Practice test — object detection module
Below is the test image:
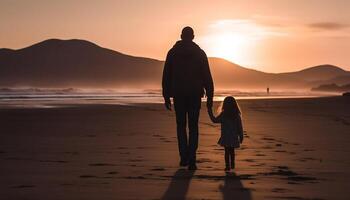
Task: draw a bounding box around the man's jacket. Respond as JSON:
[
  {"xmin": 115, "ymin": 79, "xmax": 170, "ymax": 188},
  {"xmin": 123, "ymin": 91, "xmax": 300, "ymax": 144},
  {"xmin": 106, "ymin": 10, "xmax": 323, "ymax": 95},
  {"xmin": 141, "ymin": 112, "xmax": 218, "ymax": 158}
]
[{"xmin": 162, "ymin": 40, "xmax": 214, "ymax": 99}]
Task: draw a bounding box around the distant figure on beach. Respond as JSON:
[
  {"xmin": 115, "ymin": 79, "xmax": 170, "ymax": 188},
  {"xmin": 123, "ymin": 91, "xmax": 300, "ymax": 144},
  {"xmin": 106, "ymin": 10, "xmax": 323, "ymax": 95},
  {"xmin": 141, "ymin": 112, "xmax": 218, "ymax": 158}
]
[
  {"xmin": 162, "ymin": 26, "xmax": 214, "ymax": 170},
  {"xmin": 208, "ymin": 96, "xmax": 244, "ymax": 171},
  {"xmin": 267, "ymin": 87, "xmax": 270, "ymax": 94}
]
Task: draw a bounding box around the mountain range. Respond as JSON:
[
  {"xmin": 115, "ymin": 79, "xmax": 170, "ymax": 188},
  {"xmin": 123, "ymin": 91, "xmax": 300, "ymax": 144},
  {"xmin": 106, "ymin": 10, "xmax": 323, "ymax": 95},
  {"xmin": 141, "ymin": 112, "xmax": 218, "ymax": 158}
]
[{"xmin": 1, "ymin": 39, "xmax": 349, "ymax": 90}]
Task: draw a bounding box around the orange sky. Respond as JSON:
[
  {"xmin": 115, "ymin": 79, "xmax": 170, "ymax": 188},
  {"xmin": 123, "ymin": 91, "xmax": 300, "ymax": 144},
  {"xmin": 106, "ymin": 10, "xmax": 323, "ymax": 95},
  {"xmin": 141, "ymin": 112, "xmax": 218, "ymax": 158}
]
[{"xmin": 1, "ymin": 0, "xmax": 349, "ymax": 72}]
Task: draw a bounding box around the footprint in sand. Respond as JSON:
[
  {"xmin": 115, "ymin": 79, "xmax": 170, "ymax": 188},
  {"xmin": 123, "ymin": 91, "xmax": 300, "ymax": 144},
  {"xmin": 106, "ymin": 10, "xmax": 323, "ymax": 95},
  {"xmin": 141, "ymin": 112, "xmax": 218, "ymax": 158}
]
[
  {"xmin": 260, "ymin": 166, "xmax": 318, "ymax": 184},
  {"xmin": 39, "ymin": 160, "xmax": 68, "ymax": 163},
  {"xmin": 197, "ymin": 158, "xmax": 218, "ymax": 164},
  {"xmin": 136, "ymin": 146, "xmax": 151, "ymax": 149},
  {"xmin": 152, "ymin": 134, "xmax": 162, "ymax": 138},
  {"xmin": 106, "ymin": 171, "xmax": 119, "ymax": 175},
  {"xmin": 85, "ymin": 134, "xmax": 96, "ymax": 137},
  {"xmin": 89, "ymin": 163, "xmax": 117, "ymax": 166},
  {"xmin": 11, "ymin": 185, "xmax": 35, "ymax": 189},
  {"xmin": 261, "ymin": 146, "xmax": 274, "ymax": 149},
  {"xmin": 79, "ymin": 175, "xmax": 97, "ymax": 178},
  {"xmin": 250, "ymin": 163, "xmax": 266, "ymax": 167},
  {"xmin": 271, "ymin": 187, "xmax": 291, "ymax": 193},
  {"xmin": 62, "ymin": 151, "xmax": 79, "ymax": 155},
  {"xmin": 274, "ymin": 150, "xmax": 287, "ymax": 153},
  {"xmin": 60, "ymin": 183, "xmax": 74, "ymax": 186},
  {"xmin": 303, "ymin": 149, "xmax": 315, "ymax": 152},
  {"xmin": 151, "ymin": 167, "xmax": 166, "ymax": 171},
  {"xmin": 116, "ymin": 147, "xmax": 128, "ymax": 150},
  {"xmin": 296, "ymin": 157, "xmax": 318, "ymax": 162},
  {"xmin": 332, "ymin": 116, "xmax": 350, "ymax": 126},
  {"xmin": 128, "ymin": 159, "xmax": 144, "ymax": 162},
  {"xmin": 79, "ymin": 174, "xmax": 115, "ymax": 179},
  {"xmin": 124, "ymin": 176, "xmax": 146, "ymax": 180},
  {"xmin": 255, "ymin": 153, "xmax": 266, "ymax": 157},
  {"xmin": 159, "ymin": 137, "xmax": 173, "ymax": 143},
  {"xmin": 287, "ymin": 176, "xmax": 318, "ymax": 183},
  {"xmin": 261, "ymin": 137, "xmax": 276, "ymax": 141},
  {"xmin": 242, "ymin": 159, "xmax": 256, "ymax": 163}
]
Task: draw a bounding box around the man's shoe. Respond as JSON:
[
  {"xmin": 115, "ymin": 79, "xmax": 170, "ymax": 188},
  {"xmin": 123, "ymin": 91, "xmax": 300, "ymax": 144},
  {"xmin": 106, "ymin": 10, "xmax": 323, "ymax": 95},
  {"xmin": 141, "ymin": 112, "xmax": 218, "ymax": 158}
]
[
  {"xmin": 188, "ymin": 164, "xmax": 197, "ymax": 171},
  {"xmin": 180, "ymin": 159, "xmax": 188, "ymax": 167}
]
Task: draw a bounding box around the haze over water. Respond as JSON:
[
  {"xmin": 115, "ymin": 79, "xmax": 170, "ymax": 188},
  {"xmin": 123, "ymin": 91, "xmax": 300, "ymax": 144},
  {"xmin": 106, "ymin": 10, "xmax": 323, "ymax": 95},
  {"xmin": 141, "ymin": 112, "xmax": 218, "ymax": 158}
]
[{"xmin": 0, "ymin": 88, "xmax": 336, "ymax": 108}]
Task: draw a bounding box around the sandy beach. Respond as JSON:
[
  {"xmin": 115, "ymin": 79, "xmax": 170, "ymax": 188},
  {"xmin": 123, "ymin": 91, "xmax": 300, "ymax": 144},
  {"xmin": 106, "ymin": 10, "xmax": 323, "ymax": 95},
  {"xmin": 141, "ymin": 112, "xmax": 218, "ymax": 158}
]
[{"xmin": 1, "ymin": 96, "xmax": 350, "ymax": 200}]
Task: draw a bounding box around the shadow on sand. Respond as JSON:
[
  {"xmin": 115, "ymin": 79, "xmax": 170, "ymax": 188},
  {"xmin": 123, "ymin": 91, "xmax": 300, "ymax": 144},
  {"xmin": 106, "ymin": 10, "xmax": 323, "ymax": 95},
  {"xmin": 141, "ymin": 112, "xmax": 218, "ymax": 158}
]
[
  {"xmin": 161, "ymin": 169, "xmax": 194, "ymax": 200},
  {"xmin": 161, "ymin": 170, "xmax": 252, "ymax": 200},
  {"xmin": 220, "ymin": 172, "xmax": 252, "ymax": 200}
]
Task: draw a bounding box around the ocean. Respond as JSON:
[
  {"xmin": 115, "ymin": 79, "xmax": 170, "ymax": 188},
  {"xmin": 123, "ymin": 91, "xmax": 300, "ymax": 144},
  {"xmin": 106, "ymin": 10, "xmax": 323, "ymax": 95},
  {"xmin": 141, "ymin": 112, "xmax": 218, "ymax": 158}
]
[{"xmin": 0, "ymin": 88, "xmax": 337, "ymax": 108}]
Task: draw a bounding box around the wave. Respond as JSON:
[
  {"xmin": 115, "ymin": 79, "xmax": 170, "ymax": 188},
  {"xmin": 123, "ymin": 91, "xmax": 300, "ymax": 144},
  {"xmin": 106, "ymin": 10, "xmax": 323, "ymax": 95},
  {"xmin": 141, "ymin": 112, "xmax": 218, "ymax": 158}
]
[{"xmin": 0, "ymin": 87, "xmax": 335, "ymax": 104}]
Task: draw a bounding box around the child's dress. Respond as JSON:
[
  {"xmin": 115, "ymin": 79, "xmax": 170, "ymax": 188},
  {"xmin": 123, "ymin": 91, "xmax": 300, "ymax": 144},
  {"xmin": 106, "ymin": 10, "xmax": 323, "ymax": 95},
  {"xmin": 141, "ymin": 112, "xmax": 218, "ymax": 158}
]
[{"xmin": 216, "ymin": 114, "xmax": 243, "ymax": 148}]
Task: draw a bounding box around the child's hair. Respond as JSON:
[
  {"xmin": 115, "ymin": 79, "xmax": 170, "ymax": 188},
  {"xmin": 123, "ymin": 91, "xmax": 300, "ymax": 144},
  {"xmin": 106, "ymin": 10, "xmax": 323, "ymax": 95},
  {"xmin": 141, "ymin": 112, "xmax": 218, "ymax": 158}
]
[{"xmin": 218, "ymin": 96, "xmax": 241, "ymax": 119}]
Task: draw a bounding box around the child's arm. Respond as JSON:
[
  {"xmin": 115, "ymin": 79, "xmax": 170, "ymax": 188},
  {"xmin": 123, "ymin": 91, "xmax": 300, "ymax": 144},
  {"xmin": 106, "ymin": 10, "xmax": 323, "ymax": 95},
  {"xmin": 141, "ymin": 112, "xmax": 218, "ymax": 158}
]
[
  {"xmin": 237, "ymin": 115, "xmax": 244, "ymax": 143},
  {"xmin": 207, "ymin": 108, "xmax": 221, "ymax": 123}
]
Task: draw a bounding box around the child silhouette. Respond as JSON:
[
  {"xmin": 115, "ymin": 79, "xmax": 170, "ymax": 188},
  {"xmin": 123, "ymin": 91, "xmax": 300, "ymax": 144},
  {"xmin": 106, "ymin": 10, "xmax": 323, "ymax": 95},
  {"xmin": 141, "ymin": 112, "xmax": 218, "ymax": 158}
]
[{"xmin": 208, "ymin": 96, "xmax": 244, "ymax": 171}]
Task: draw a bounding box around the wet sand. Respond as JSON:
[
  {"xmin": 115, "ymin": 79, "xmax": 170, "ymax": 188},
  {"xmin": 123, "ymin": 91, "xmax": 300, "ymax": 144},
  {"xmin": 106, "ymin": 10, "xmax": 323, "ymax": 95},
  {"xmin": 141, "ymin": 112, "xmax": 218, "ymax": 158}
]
[{"xmin": 0, "ymin": 97, "xmax": 349, "ymax": 200}]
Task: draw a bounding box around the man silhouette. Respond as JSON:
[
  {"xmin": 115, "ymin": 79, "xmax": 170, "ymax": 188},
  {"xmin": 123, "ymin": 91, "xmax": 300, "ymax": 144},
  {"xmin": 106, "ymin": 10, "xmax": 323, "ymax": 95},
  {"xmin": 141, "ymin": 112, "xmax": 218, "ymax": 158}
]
[{"xmin": 162, "ymin": 26, "xmax": 214, "ymax": 170}]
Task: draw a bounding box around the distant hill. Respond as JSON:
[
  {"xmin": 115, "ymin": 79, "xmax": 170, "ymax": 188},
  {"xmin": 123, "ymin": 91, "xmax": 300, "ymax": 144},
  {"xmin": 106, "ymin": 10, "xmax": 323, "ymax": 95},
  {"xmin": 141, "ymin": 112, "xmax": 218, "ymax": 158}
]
[
  {"xmin": 1, "ymin": 39, "xmax": 349, "ymax": 89},
  {"xmin": 311, "ymin": 83, "xmax": 350, "ymax": 92},
  {"xmin": 0, "ymin": 39, "xmax": 163, "ymax": 88},
  {"xmin": 280, "ymin": 65, "xmax": 348, "ymax": 81},
  {"xmin": 309, "ymin": 74, "xmax": 350, "ymax": 86}
]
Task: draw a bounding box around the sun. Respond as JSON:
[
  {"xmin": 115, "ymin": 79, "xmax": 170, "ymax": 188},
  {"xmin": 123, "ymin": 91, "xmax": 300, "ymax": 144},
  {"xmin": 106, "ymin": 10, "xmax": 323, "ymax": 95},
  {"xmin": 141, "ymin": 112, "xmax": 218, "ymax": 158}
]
[
  {"xmin": 198, "ymin": 19, "xmax": 267, "ymax": 67},
  {"xmin": 206, "ymin": 32, "xmax": 252, "ymax": 65}
]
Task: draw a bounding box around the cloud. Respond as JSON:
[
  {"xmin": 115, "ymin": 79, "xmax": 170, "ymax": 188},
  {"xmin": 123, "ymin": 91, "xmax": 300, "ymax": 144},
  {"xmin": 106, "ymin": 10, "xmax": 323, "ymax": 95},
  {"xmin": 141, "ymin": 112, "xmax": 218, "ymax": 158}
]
[
  {"xmin": 308, "ymin": 22, "xmax": 349, "ymax": 30},
  {"xmin": 207, "ymin": 19, "xmax": 289, "ymax": 38},
  {"xmin": 251, "ymin": 14, "xmax": 291, "ymax": 28}
]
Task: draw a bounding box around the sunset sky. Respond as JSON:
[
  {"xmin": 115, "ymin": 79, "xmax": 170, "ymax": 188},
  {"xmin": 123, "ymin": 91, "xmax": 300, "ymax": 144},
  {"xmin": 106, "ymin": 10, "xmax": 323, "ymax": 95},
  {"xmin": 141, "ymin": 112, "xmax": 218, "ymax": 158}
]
[{"xmin": 1, "ymin": 0, "xmax": 349, "ymax": 72}]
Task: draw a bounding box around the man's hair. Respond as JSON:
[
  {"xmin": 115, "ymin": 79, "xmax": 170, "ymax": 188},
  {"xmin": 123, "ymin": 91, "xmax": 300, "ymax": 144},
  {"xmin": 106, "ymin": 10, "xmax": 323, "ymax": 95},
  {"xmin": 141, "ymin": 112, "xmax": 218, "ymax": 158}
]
[{"xmin": 181, "ymin": 26, "xmax": 194, "ymax": 41}]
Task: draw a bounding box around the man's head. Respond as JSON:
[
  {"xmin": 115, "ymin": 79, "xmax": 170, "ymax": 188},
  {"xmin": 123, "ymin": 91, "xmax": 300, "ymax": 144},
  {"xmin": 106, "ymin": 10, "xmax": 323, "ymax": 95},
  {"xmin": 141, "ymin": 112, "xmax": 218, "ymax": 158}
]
[{"xmin": 181, "ymin": 26, "xmax": 194, "ymax": 41}]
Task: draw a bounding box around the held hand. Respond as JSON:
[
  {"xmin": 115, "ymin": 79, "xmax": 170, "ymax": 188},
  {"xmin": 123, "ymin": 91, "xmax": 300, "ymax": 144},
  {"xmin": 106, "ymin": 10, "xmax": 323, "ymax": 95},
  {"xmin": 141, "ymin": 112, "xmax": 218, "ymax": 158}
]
[
  {"xmin": 207, "ymin": 108, "xmax": 211, "ymax": 118},
  {"xmin": 164, "ymin": 97, "xmax": 172, "ymax": 111},
  {"xmin": 206, "ymin": 97, "xmax": 213, "ymax": 109},
  {"xmin": 207, "ymin": 105, "xmax": 216, "ymax": 122},
  {"xmin": 207, "ymin": 107, "xmax": 212, "ymax": 113},
  {"xmin": 207, "ymin": 106, "xmax": 213, "ymax": 115}
]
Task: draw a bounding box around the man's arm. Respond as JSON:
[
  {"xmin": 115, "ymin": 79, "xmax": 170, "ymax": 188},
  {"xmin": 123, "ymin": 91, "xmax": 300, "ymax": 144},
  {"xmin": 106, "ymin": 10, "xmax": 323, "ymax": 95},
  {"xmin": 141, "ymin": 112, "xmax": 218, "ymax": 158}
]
[
  {"xmin": 201, "ymin": 51, "xmax": 214, "ymax": 108},
  {"xmin": 207, "ymin": 108, "xmax": 222, "ymax": 124},
  {"xmin": 162, "ymin": 51, "xmax": 172, "ymax": 110},
  {"xmin": 237, "ymin": 115, "xmax": 244, "ymax": 143}
]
